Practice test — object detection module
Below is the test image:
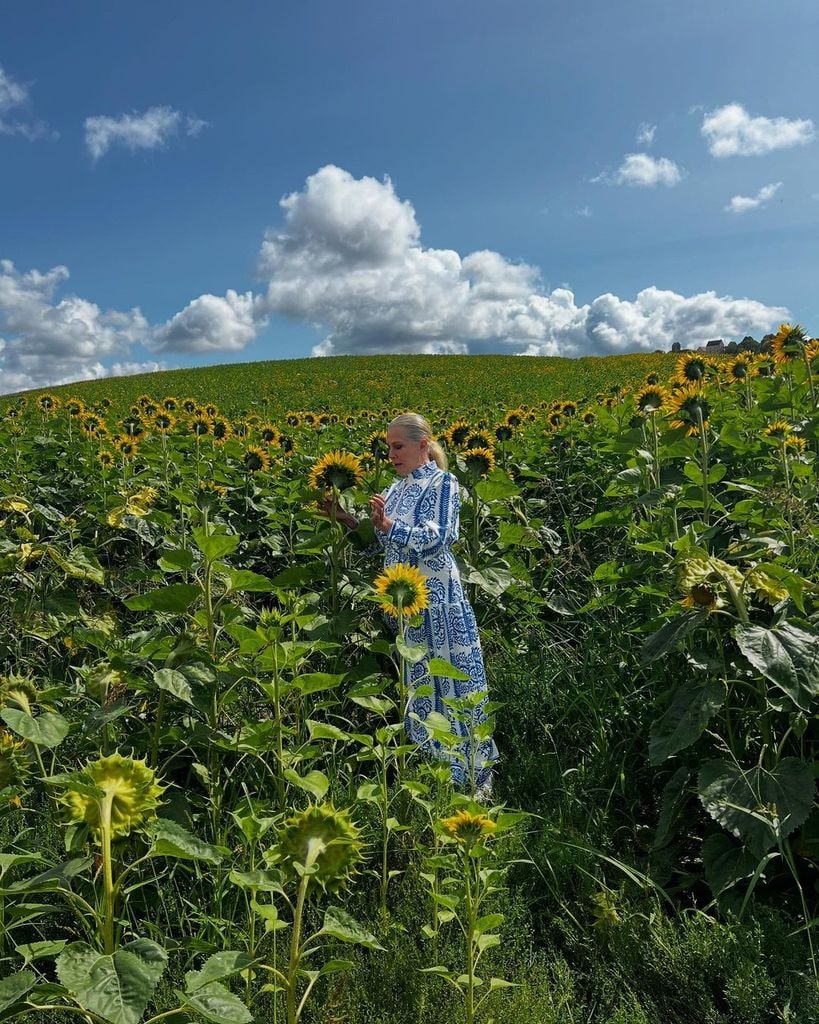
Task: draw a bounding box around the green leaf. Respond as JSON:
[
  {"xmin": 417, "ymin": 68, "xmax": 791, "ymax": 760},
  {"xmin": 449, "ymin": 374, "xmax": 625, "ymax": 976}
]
[
  {"xmin": 149, "ymin": 819, "xmax": 226, "ymax": 864},
  {"xmin": 474, "ymin": 475, "xmax": 520, "ymax": 501},
  {"xmin": 319, "ymin": 959, "xmax": 356, "ymax": 977},
  {"xmin": 427, "ymin": 657, "xmax": 470, "ymax": 681},
  {"xmin": 489, "ymin": 977, "xmax": 518, "ymax": 991},
  {"xmin": 1, "ymin": 856, "xmax": 92, "ymax": 895},
  {"xmin": 1, "ymin": 708, "xmax": 69, "ymax": 748},
  {"xmin": 640, "ymin": 611, "xmax": 704, "ymax": 665},
  {"xmin": 652, "ymin": 766, "xmax": 691, "ymax": 851},
  {"xmin": 193, "ymin": 528, "xmax": 241, "ymax": 562},
  {"xmin": 157, "ymin": 547, "xmax": 195, "ymax": 572},
  {"xmin": 648, "ymin": 679, "xmax": 724, "ymax": 765},
  {"xmin": 396, "ymin": 635, "xmax": 428, "ymax": 664},
  {"xmin": 701, "ymin": 833, "xmax": 760, "ymax": 898},
  {"xmin": 319, "ymin": 906, "xmax": 385, "ymax": 950},
  {"xmin": 0, "ymin": 971, "xmax": 36, "ymax": 1012},
  {"xmin": 698, "ymin": 757, "xmax": 816, "ymax": 858},
  {"xmin": 474, "ymin": 913, "xmax": 504, "ymax": 934},
  {"xmin": 185, "ymin": 951, "xmax": 254, "ymax": 993},
  {"xmin": 735, "ymin": 623, "xmax": 819, "ymax": 711},
  {"xmin": 224, "ymin": 569, "xmax": 275, "ymax": 592},
  {"xmin": 307, "ymin": 720, "xmax": 350, "ymax": 742},
  {"xmin": 283, "ymin": 768, "xmax": 329, "ymax": 800},
  {"xmin": 179, "ymin": 980, "xmax": 252, "ymax": 1024},
  {"xmin": 153, "ymin": 668, "xmax": 195, "ymax": 706},
  {"xmin": 577, "ymin": 508, "xmax": 633, "ymax": 530},
  {"xmin": 47, "ymin": 545, "xmax": 105, "ymax": 585},
  {"xmin": 125, "ymin": 583, "xmax": 201, "ymax": 614},
  {"xmin": 15, "ymin": 939, "xmax": 68, "ymax": 963},
  {"xmin": 291, "ymin": 672, "xmax": 345, "ymax": 695},
  {"xmin": 464, "ymin": 564, "xmax": 514, "ymax": 597},
  {"xmin": 56, "ymin": 938, "xmax": 167, "ymax": 1024}
]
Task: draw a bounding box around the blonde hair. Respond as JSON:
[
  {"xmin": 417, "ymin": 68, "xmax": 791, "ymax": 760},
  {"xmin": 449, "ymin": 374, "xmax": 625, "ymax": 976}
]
[{"xmin": 388, "ymin": 413, "xmax": 448, "ymax": 470}]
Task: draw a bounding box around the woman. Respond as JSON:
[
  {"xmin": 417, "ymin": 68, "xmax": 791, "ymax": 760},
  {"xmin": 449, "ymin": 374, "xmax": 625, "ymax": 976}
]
[{"xmin": 367, "ymin": 413, "xmax": 498, "ymax": 794}]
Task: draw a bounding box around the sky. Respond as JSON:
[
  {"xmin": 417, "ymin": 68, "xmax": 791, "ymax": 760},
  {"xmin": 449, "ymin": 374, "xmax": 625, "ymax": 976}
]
[{"xmin": 1, "ymin": 0, "xmax": 818, "ymax": 393}]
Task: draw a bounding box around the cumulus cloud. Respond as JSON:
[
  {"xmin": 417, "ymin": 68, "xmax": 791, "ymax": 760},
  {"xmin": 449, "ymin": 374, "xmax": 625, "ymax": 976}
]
[
  {"xmin": 0, "ymin": 64, "xmax": 54, "ymax": 141},
  {"xmin": 725, "ymin": 181, "xmax": 782, "ymax": 214},
  {"xmin": 702, "ymin": 103, "xmax": 815, "ymax": 157},
  {"xmin": 255, "ymin": 164, "xmax": 785, "ymax": 357},
  {"xmin": 84, "ymin": 105, "xmax": 207, "ymax": 160},
  {"xmin": 151, "ymin": 290, "xmax": 265, "ymax": 353},
  {"xmin": 0, "ymin": 260, "xmax": 150, "ymax": 393},
  {"xmin": 636, "ymin": 122, "xmax": 656, "ymax": 146},
  {"xmin": 596, "ymin": 153, "xmax": 684, "ymax": 187}
]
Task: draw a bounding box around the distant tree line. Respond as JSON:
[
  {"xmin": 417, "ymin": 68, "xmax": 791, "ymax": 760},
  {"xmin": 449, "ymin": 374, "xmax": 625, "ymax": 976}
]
[{"xmin": 666, "ymin": 334, "xmax": 773, "ymax": 355}]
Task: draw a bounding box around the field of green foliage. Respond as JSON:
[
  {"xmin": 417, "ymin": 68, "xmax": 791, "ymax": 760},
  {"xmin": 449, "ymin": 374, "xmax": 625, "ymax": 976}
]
[{"xmin": 0, "ymin": 330, "xmax": 817, "ymax": 1024}]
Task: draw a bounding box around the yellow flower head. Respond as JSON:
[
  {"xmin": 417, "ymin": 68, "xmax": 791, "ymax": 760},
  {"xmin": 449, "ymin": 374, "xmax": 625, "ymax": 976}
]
[
  {"xmin": 726, "ymin": 354, "xmax": 754, "ymax": 382},
  {"xmin": 151, "ymin": 412, "xmax": 175, "ymax": 434},
  {"xmin": 465, "ymin": 429, "xmax": 493, "ymax": 450},
  {"xmin": 444, "ymin": 420, "xmax": 473, "ymax": 447},
  {"xmin": 440, "ymin": 809, "xmax": 497, "ymax": 846},
  {"xmin": 37, "ymin": 394, "xmax": 60, "ymax": 415},
  {"xmin": 211, "ymin": 418, "xmax": 232, "ymax": 445},
  {"xmin": 675, "ymin": 354, "xmax": 712, "ymax": 385},
  {"xmin": 679, "ymin": 556, "xmax": 743, "ymax": 613},
  {"xmin": 59, "ymin": 753, "xmax": 165, "ymax": 838},
  {"xmin": 763, "ymin": 420, "xmax": 794, "ymax": 442},
  {"xmin": 771, "ymin": 323, "xmax": 807, "ymax": 365},
  {"xmin": 744, "ymin": 568, "xmax": 789, "ymax": 606},
  {"xmin": 462, "ymin": 447, "xmax": 496, "ymax": 478},
  {"xmin": 374, "ymin": 564, "xmax": 429, "ymax": 618},
  {"xmin": 669, "ymin": 385, "xmax": 712, "ymax": 435},
  {"xmin": 258, "ymin": 422, "xmax": 281, "ymax": 446},
  {"xmin": 503, "ymin": 408, "xmax": 526, "ymax": 428},
  {"xmin": 243, "ymin": 445, "xmax": 271, "ymax": 474},
  {"xmin": 366, "ymin": 431, "xmax": 390, "ymax": 460},
  {"xmin": 309, "ymin": 450, "xmax": 364, "ymax": 492},
  {"xmin": 635, "ymin": 385, "xmax": 670, "ymax": 415}
]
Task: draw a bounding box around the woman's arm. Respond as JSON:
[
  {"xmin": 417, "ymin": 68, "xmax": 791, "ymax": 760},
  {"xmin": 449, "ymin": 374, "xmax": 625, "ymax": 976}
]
[{"xmin": 385, "ymin": 474, "xmax": 459, "ymax": 556}]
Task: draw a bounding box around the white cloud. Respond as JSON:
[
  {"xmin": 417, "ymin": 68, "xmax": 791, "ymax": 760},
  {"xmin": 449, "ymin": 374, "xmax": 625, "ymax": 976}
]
[
  {"xmin": 0, "ymin": 64, "xmax": 54, "ymax": 141},
  {"xmin": 702, "ymin": 103, "xmax": 815, "ymax": 157},
  {"xmin": 636, "ymin": 122, "xmax": 656, "ymax": 146},
  {"xmin": 609, "ymin": 153, "xmax": 683, "ymax": 187},
  {"xmin": 84, "ymin": 105, "xmax": 207, "ymax": 160},
  {"xmin": 576, "ymin": 206, "xmax": 592, "ymax": 218},
  {"xmin": 254, "ymin": 164, "xmax": 785, "ymax": 357},
  {"xmin": 151, "ymin": 290, "xmax": 264, "ymax": 353},
  {"xmin": 0, "ymin": 260, "xmax": 150, "ymax": 393},
  {"xmin": 725, "ymin": 181, "xmax": 782, "ymax": 214}
]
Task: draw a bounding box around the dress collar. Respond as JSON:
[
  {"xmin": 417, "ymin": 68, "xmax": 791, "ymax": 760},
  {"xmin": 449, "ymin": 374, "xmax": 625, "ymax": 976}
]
[{"xmin": 410, "ymin": 460, "xmax": 438, "ymax": 480}]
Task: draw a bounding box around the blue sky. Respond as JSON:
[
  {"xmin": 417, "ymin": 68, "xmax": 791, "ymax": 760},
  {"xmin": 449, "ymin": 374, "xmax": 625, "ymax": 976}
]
[{"xmin": 2, "ymin": 0, "xmax": 817, "ymax": 391}]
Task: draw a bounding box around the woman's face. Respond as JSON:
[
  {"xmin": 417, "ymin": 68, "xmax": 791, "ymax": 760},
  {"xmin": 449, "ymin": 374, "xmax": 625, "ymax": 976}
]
[{"xmin": 386, "ymin": 426, "xmax": 428, "ymax": 477}]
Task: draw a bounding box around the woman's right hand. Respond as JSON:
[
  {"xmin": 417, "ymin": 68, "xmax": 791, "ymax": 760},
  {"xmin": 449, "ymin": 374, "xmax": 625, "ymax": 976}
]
[{"xmin": 370, "ymin": 494, "xmax": 392, "ymax": 533}]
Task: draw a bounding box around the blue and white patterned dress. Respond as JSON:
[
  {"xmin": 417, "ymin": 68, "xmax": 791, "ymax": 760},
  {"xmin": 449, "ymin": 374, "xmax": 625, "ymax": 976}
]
[{"xmin": 376, "ymin": 459, "xmax": 498, "ymax": 787}]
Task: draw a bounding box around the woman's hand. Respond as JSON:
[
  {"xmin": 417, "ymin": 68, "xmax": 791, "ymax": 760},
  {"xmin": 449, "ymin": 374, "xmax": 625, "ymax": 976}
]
[{"xmin": 370, "ymin": 494, "xmax": 393, "ymax": 533}]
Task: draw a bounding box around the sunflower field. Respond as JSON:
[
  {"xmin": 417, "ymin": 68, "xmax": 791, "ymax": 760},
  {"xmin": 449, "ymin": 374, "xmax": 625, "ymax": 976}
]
[{"xmin": 0, "ymin": 329, "xmax": 818, "ymax": 1023}]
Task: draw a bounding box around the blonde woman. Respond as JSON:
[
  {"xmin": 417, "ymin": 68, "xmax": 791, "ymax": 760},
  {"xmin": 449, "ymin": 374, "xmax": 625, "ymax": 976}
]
[{"xmin": 369, "ymin": 413, "xmax": 498, "ymax": 796}]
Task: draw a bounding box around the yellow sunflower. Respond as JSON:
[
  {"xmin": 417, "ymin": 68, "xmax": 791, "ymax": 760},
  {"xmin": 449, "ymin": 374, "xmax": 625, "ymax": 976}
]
[
  {"xmin": 181, "ymin": 397, "xmax": 198, "ymax": 414},
  {"xmin": 503, "ymin": 408, "xmax": 525, "ymax": 428},
  {"xmin": 309, "ymin": 450, "xmax": 365, "ymax": 491},
  {"xmin": 189, "ymin": 417, "xmax": 211, "ymax": 438},
  {"xmin": 771, "ymin": 323, "xmax": 807, "ymax": 366},
  {"xmin": 243, "ymin": 445, "xmax": 271, "ymax": 473},
  {"xmin": 444, "ymin": 420, "xmax": 472, "ymax": 448},
  {"xmin": 116, "ymin": 438, "xmax": 140, "ymax": 460},
  {"xmin": 763, "ymin": 420, "xmax": 794, "ymax": 442},
  {"xmin": 373, "ymin": 564, "xmax": 429, "ymax": 617},
  {"xmin": 465, "ymin": 429, "xmax": 494, "ymax": 450},
  {"xmin": 675, "ymin": 353, "xmax": 712, "ymax": 385},
  {"xmin": 669, "ymin": 385, "xmax": 712, "ymax": 435},
  {"xmin": 634, "ymin": 385, "xmax": 670, "ymax": 415},
  {"xmin": 37, "ymin": 393, "xmax": 60, "ymax": 415},
  {"xmin": 258, "ymin": 422, "xmax": 281, "ymax": 446},
  {"xmin": 726, "ymin": 354, "xmax": 755, "ymax": 382},
  {"xmin": 161, "ymin": 396, "xmax": 179, "ymax": 411},
  {"xmin": 210, "ymin": 418, "xmax": 232, "ymax": 445},
  {"xmin": 366, "ymin": 431, "xmax": 390, "ymax": 460},
  {"xmin": 151, "ymin": 412, "xmax": 175, "ymax": 434},
  {"xmin": 462, "ymin": 447, "xmax": 496, "ymax": 478},
  {"xmin": 440, "ymin": 809, "xmax": 497, "ymax": 847}
]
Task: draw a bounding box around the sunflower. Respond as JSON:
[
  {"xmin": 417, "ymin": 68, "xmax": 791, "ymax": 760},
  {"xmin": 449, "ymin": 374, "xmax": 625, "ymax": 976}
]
[
  {"xmin": 763, "ymin": 420, "xmax": 794, "ymax": 442},
  {"xmin": 373, "ymin": 564, "xmax": 429, "ymax": 618},
  {"xmin": 784, "ymin": 434, "xmax": 807, "ymax": 454},
  {"xmin": 232, "ymin": 420, "xmax": 249, "ymax": 438},
  {"xmin": 243, "ymin": 445, "xmax": 271, "ymax": 473},
  {"xmin": 37, "ymin": 393, "xmax": 60, "ymax": 414},
  {"xmin": 754, "ymin": 358, "xmax": 776, "ymax": 378},
  {"xmin": 58, "ymin": 753, "xmax": 164, "ymax": 839},
  {"xmin": 211, "ymin": 418, "xmax": 232, "ymax": 445},
  {"xmin": 583, "ymin": 411, "xmax": 597, "ymax": 425},
  {"xmin": 97, "ymin": 449, "xmax": 115, "ymax": 468},
  {"xmin": 504, "ymin": 408, "xmax": 525, "ymax": 428},
  {"xmin": 258, "ymin": 422, "xmax": 281, "ymax": 446},
  {"xmin": 462, "ymin": 447, "xmax": 496, "ymax": 478},
  {"xmin": 771, "ymin": 323, "xmax": 807, "ymax": 366},
  {"xmin": 669, "ymin": 385, "xmax": 712, "ymax": 434},
  {"xmin": 79, "ymin": 414, "xmax": 107, "ymax": 439},
  {"xmin": 675, "ymin": 354, "xmax": 711, "ymax": 385},
  {"xmin": 151, "ymin": 412, "xmax": 175, "ymax": 434},
  {"xmin": 309, "ymin": 450, "xmax": 365, "ymax": 492},
  {"xmin": 116, "ymin": 438, "xmax": 140, "ymax": 460},
  {"xmin": 204, "ymin": 403, "xmax": 219, "ymax": 419},
  {"xmin": 278, "ymin": 433, "xmax": 296, "ymax": 456},
  {"xmin": 189, "ymin": 417, "xmax": 211, "ymax": 438},
  {"xmin": 121, "ymin": 415, "xmax": 145, "ymax": 439},
  {"xmin": 367, "ymin": 431, "xmax": 389, "ymax": 460},
  {"xmin": 547, "ymin": 411, "xmax": 563, "ymax": 429},
  {"xmin": 65, "ymin": 399, "xmax": 86, "ymax": 418},
  {"xmin": 136, "ymin": 394, "xmax": 155, "ymax": 409},
  {"xmin": 285, "ymin": 411, "xmax": 302, "ymax": 428},
  {"xmin": 726, "ymin": 354, "xmax": 755, "ymax": 382},
  {"xmin": 744, "ymin": 568, "xmax": 789, "ymax": 606},
  {"xmin": 494, "ymin": 423, "xmax": 515, "ymax": 442},
  {"xmin": 561, "ymin": 401, "xmax": 578, "ymax": 418},
  {"xmin": 0, "ymin": 729, "xmax": 28, "ymax": 794},
  {"xmin": 805, "ymin": 339, "xmax": 819, "ymax": 366},
  {"xmin": 444, "ymin": 420, "xmax": 472, "ymax": 448},
  {"xmin": 161, "ymin": 396, "xmax": 179, "ymax": 412},
  {"xmin": 679, "ymin": 555, "xmax": 742, "ymax": 612},
  {"xmin": 301, "ymin": 412, "xmax": 317, "ymax": 427},
  {"xmin": 344, "ymin": 414, "xmax": 358, "ymax": 427},
  {"xmin": 644, "ymin": 372, "xmax": 661, "ymax": 386},
  {"xmin": 181, "ymin": 397, "xmax": 198, "ymax": 414},
  {"xmin": 269, "ymin": 804, "xmax": 363, "ymax": 894},
  {"xmin": 634, "ymin": 385, "xmax": 670, "ymax": 415},
  {"xmin": 440, "ymin": 809, "xmax": 497, "ymax": 848}
]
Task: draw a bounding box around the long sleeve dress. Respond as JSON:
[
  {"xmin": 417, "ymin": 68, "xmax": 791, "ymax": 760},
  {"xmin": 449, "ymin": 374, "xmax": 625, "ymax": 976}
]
[{"xmin": 376, "ymin": 459, "xmax": 498, "ymax": 788}]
